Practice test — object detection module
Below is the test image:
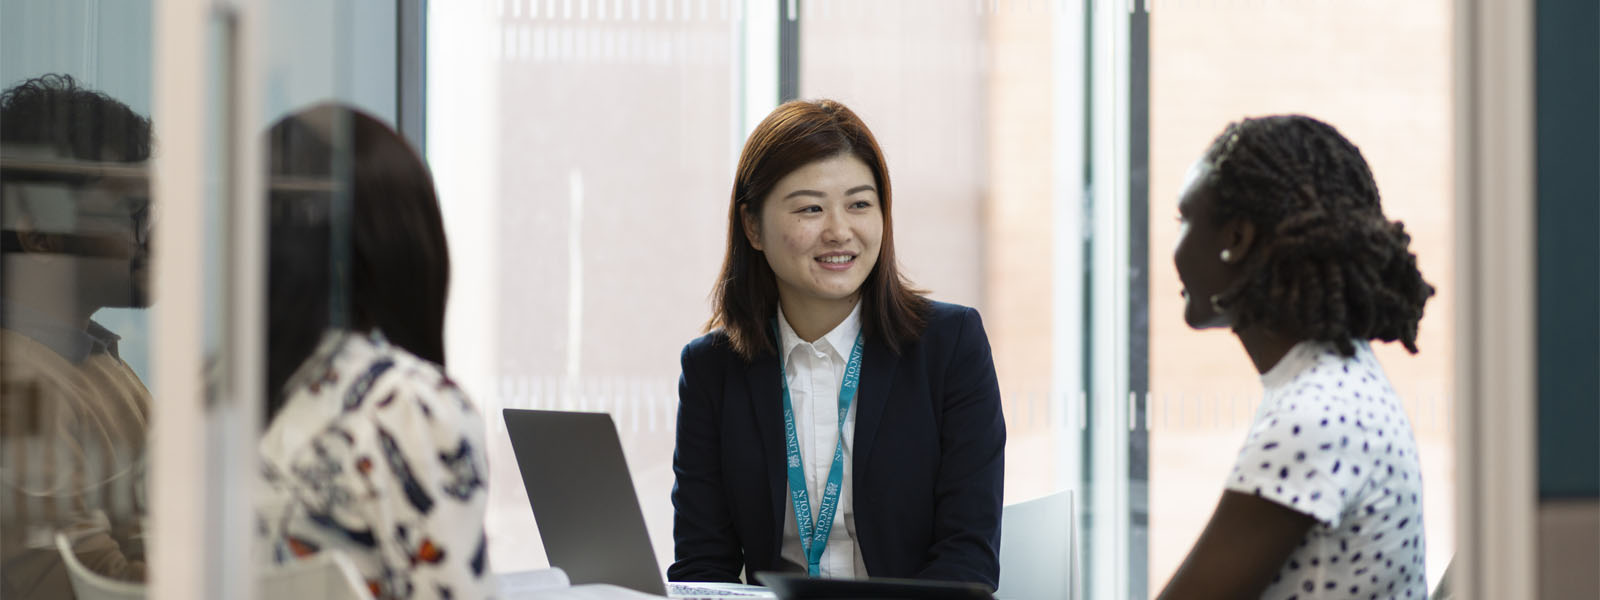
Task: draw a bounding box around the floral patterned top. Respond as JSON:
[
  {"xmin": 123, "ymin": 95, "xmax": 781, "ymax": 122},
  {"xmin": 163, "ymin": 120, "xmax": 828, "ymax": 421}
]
[{"xmin": 257, "ymin": 330, "xmax": 493, "ymax": 599}]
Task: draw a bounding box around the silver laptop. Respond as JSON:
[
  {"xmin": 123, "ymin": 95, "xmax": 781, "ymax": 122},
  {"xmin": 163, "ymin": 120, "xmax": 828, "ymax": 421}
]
[{"xmin": 503, "ymin": 409, "xmax": 772, "ymax": 599}]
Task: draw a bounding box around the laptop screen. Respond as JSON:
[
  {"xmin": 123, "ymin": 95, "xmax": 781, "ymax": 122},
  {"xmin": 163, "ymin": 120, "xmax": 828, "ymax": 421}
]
[{"xmin": 502, "ymin": 409, "xmax": 668, "ymax": 595}]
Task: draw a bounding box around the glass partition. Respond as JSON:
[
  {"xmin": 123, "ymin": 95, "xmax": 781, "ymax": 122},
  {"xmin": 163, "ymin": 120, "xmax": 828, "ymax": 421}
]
[{"xmin": 0, "ymin": 2, "xmax": 156, "ymax": 596}]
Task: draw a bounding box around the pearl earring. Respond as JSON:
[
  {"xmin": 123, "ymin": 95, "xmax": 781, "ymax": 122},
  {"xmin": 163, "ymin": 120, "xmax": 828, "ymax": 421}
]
[{"xmin": 1220, "ymin": 249, "xmax": 1233, "ymax": 263}]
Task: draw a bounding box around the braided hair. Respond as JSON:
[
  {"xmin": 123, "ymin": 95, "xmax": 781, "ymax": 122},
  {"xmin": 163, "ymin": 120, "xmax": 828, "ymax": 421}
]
[{"xmin": 1203, "ymin": 115, "xmax": 1434, "ymax": 356}]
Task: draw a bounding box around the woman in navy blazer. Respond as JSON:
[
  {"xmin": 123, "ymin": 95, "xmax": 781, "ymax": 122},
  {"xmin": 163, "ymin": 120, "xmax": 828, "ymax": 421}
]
[{"xmin": 669, "ymin": 99, "xmax": 1005, "ymax": 590}]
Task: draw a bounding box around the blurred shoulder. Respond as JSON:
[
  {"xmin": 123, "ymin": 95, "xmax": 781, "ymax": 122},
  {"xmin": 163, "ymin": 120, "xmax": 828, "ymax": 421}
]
[{"xmin": 290, "ymin": 329, "xmax": 480, "ymax": 422}]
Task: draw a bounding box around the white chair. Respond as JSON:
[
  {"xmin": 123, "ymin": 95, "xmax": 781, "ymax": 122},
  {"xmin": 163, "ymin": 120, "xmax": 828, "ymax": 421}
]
[
  {"xmin": 54, "ymin": 531, "xmax": 367, "ymax": 600},
  {"xmin": 260, "ymin": 551, "xmax": 371, "ymax": 600},
  {"xmin": 54, "ymin": 532, "xmax": 146, "ymax": 600},
  {"xmin": 995, "ymin": 490, "xmax": 1077, "ymax": 600}
]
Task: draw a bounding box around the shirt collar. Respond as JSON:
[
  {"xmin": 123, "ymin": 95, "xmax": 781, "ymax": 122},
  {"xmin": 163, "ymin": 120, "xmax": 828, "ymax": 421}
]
[
  {"xmin": 776, "ymin": 301, "xmax": 863, "ymax": 362},
  {"xmin": 0, "ymin": 301, "xmax": 120, "ymax": 364},
  {"xmin": 1259, "ymin": 338, "xmax": 1371, "ymax": 390}
]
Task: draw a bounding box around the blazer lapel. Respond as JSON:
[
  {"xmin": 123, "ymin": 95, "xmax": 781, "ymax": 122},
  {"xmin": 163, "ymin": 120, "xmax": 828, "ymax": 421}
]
[
  {"xmin": 745, "ymin": 350, "xmax": 788, "ymax": 554},
  {"xmin": 851, "ymin": 337, "xmax": 899, "ymax": 480}
]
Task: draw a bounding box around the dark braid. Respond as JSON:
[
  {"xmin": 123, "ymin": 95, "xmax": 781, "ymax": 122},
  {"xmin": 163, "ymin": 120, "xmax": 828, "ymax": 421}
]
[{"xmin": 1204, "ymin": 115, "xmax": 1435, "ymax": 356}]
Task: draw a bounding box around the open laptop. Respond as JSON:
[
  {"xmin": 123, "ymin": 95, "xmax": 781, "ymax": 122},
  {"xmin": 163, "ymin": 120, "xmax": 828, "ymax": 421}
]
[{"xmin": 503, "ymin": 409, "xmax": 774, "ymax": 599}]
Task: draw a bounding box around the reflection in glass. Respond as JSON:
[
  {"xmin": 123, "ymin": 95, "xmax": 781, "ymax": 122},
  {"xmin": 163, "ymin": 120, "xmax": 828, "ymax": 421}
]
[{"xmin": 0, "ymin": 73, "xmax": 153, "ymax": 596}]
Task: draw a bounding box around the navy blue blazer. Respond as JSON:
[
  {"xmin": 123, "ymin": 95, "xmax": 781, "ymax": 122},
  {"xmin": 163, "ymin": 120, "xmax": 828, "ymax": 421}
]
[{"xmin": 668, "ymin": 301, "xmax": 1005, "ymax": 589}]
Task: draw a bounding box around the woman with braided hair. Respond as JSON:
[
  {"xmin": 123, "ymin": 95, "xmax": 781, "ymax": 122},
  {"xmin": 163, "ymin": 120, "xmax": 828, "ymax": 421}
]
[{"xmin": 1156, "ymin": 115, "xmax": 1435, "ymax": 600}]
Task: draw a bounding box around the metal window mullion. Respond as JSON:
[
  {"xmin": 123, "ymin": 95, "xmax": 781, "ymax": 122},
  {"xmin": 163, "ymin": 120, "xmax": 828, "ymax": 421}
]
[
  {"xmin": 1087, "ymin": 1, "xmax": 1132, "ymax": 600},
  {"xmin": 398, "ymin": 0, "xmax": 427, "ymax": 152},
  {"xmin": 150, "ymin": 0, "xmax": 211, "ymax": 598},
  {"xmin": 1453, "ymin": 0, "xmax": 1538, "ymax": 598},
  {"xmin": 219, "ymin": 0, "xmax": 266, "ymax": 597},
  {"xmin": 776, "ymin": 0, "xmax": 799, "ymax": 102},
  {"xmin": 1050, "ymin": 1, "xmax": 1088, "ymax": 598},
  {"xmin": 1125, "ymin": 5, "xmax": 1150, "ymax": 599}
]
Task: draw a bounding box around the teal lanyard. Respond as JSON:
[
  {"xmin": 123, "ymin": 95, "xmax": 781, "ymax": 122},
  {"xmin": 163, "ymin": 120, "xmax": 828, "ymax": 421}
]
[{"xmin": 775, "ymin": 319, "xmax": 865, "ymax": 577}]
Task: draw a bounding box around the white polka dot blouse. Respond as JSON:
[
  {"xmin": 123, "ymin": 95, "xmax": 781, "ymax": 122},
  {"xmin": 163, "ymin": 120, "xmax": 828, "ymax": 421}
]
[{"xmin": 1227, "ymin": 339, "xmax": 1427, "ymax": 600}]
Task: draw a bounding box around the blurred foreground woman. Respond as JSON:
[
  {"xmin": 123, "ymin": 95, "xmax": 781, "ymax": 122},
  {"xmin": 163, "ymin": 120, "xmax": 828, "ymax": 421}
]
[{"xmin": 258, "ymin": 105, "xmax": 491, "ymax": 600}]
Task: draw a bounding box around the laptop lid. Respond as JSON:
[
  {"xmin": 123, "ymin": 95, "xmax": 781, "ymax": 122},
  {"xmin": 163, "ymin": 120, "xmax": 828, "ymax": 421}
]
[
  {"xmin": 503, "ymin": 408, "xmax": 667, "ymax": 595},
  {"xmin": 754, "ymin": 573, "xmax": 995, "ymax": 600}
]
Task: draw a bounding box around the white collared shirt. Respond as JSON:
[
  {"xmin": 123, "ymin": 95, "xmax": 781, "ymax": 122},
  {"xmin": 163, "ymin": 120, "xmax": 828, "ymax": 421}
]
[{"xmin": 776, "ymin": 302, "xmax": 868, "ymax": 579}]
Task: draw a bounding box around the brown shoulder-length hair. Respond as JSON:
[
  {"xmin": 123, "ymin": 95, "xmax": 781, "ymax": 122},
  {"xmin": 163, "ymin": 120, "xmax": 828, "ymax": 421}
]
[{"xmin": 707, "ymin": 99, "xmax": 930, "ymax": 361}]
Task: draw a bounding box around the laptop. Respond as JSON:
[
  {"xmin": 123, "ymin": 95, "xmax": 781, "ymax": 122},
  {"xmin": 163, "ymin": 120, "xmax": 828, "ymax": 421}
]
[
  {"xmin": 755, "ymin": 573, "xmax": 996, "ymax": 600},
  {"xmin": 503, "ymin": 409, "xmax": 774, "ymax": 599}
]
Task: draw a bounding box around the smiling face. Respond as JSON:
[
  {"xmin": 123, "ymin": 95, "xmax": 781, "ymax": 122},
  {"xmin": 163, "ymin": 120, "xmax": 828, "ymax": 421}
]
[
  {"xmin": 1173, "ymin": 158, "xmax": 1240, "ymax": 330},
  {"xmin": 743, "ymin": 152, "xmax": 883, "ymax": 317}
]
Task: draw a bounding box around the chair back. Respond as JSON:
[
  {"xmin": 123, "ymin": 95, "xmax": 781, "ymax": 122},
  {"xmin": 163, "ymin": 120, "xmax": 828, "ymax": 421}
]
[
  {"xmin": 1431, "ymin": 556, "xmax": 1458, "ymax": 600},
  {"xmin": 995, "ymin": 490, "xmax": 1076, "ymax": 600},
  {"xmin": 53, "ymin": 532, "xmax": 146, "ymax": 600},
  {"xmin": 260, "ymin": 551, "xmax": 371, "ymax": 600}
]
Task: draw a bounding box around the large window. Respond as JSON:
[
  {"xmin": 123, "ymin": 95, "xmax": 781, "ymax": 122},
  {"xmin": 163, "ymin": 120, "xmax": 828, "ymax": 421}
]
[
  {"xmin": 429, "ymin": 0, "xmax": 1459, "ymax": 596},
  {"xmin": 431, "ymin": 0, "xmax": 1091, "ymax": 578},
  {"xmin": 1146, "ymin": 0, "xmax": 1457, "ymax": 592},
  {"xmin": 797, "ymin": 0, "xmax": 1073, "ymax": 508},
  {"xmin": 433, "ymin": 0, "xmax": 744, "ymax": 572}
]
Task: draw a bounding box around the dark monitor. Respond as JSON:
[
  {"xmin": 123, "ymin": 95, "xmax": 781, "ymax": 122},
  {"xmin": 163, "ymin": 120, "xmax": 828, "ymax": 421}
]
[
  {"xmin": 755, "ymin": 573, "xmax": 996, "ymax": 600},
  {"xmin": 502, "ymin": 409, "xmax": 666, "ymax": 596}
]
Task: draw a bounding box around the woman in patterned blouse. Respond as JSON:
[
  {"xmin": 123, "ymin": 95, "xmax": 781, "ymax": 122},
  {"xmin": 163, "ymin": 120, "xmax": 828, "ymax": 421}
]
[
  {"xmin": 257, "ymin": 104, "xmax": 493, "ymax": 600},
  {"xmin": 1158, "ymin": 115, "xmax": 1435, "ymax": 599}
]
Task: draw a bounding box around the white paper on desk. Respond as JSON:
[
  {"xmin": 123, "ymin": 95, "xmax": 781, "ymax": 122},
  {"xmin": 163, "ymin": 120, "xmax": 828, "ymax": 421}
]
[
  {"xmin": 507, "ymin": 583, "xmax": 667, "ymax": 599},
  {"xmin": 498, "ymin": 567, "xmax": 573, "ymax": 594}
]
